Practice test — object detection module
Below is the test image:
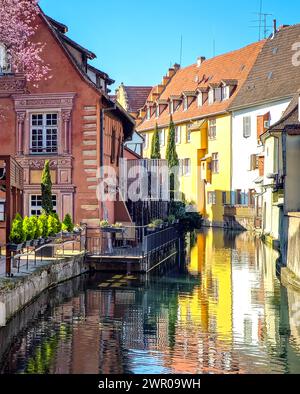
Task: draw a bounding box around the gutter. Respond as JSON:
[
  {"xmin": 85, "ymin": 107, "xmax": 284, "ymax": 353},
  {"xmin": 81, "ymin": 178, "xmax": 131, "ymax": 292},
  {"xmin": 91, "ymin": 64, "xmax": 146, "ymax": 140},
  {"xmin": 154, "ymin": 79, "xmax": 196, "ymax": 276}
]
[
  {"xmin": 229, "ymin": 94, "xmax": 293, "ymax": 113},
  {"xmin": 137, "ymin": 110, "xmax": 227, "ymax": 132}
]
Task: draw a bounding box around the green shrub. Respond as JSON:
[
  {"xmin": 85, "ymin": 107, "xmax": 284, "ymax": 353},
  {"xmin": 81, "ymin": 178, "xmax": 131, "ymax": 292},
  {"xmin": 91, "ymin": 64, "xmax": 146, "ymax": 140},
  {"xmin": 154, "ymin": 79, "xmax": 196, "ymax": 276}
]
[
  {"xmin": 170, "ymin": 201, "xmax": 202, "ymax": 232},
  {"xmin": 23, "ymin": 216, "xmax": 35, "ymax": 241},
  {"xmin": 38, "ymin": 214, "xmax": 48, "ymax": 238},
  {"xmin": 47, "ymin": 214, "xmax": 57, "ymax": 237},
  {"xmin": 9, "ymin": 214, "xmax": 24, "ymax": 244},
  {"xmin": 62, "ymin": 214, "xmax": 74, "ymax": 232},
  {"xmin": 51, "ymin": 212, "xmax": 62, "ymax": 233},
  {"xmin": 29, "ymin": 216, "xmax": 41, "ymax": 239}
]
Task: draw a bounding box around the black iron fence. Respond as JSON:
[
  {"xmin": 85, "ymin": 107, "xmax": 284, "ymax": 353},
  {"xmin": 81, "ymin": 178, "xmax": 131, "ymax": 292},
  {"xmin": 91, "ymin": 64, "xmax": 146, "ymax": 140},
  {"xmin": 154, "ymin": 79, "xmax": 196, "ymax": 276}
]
[
  {"xmin": 85, "ymin": 224, "xmax": 178, "ymax": 258},
  {"xmin": 0, "ymin": 229, "xmax": 86, "ymax": 278}
]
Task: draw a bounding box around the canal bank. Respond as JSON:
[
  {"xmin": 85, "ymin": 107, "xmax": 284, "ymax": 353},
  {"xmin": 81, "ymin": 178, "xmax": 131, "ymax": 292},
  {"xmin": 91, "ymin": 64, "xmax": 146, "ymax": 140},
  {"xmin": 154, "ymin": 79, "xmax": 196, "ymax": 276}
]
[{"xmin": 0, "ymin": 253, "xmax": 88, "ymax": 327}]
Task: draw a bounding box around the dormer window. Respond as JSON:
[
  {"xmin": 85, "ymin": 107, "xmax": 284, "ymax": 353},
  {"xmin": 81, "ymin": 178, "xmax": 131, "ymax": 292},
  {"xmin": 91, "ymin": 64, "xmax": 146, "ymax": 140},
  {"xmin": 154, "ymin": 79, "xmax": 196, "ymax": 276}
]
[{"xmin": 0, "ymin": 43, "xmax": 10, "ymax": 74}]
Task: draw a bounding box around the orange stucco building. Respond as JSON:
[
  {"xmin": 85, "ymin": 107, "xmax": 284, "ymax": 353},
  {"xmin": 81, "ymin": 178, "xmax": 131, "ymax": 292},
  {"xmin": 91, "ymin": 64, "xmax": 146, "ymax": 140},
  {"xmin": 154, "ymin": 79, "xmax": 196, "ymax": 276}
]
[{"xmin": 0, "ymin": 10, "xmax": 134, "ymax": 240}]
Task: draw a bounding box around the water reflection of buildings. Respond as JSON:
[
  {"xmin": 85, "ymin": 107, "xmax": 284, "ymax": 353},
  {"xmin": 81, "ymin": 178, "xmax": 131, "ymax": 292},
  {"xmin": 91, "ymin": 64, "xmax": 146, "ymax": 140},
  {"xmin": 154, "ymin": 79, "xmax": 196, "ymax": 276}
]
[{"xmin": 2, "ymin": 230, "xmax": 300, "ymax": 374}]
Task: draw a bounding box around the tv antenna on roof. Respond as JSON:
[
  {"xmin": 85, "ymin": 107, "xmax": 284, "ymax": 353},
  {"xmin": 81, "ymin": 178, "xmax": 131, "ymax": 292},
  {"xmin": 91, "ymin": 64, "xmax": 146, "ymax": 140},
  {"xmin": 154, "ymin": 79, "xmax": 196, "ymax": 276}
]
[
  {"xmin": 250, "ymin": 0, "xmax": 273, "ymax": 40},
  {"xmin": 179, "ymin": 35, "xmax": 183, "ymax": 65}
]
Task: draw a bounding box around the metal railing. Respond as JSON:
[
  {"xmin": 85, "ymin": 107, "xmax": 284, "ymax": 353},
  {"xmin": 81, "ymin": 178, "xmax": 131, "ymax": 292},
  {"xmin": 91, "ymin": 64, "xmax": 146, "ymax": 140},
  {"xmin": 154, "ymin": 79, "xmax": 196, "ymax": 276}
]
[
  {"xmin": 86, "ymin": 224, "xmax": 178, "ymax": 258},
  {"xmin": 0, "ymin": 229, "xmax": 86, "ymax": 278}
]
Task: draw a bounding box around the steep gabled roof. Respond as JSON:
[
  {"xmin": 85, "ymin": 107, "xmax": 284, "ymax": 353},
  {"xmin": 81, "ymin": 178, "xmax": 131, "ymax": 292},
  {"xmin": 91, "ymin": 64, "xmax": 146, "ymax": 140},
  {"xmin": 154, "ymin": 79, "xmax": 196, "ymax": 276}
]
[
  {"xmin": 137, "ymin": 40, "xmax": 265, "ymax": 131},
  {"xmin": 123, "ymin": 86, "xmax": 152, "ymax": 113},
  {"xmin": 39, "ymin": 10, "xmax": 135, "ymax": 136},
  {"xmin": 267, "ymin": 93, "xmax": 300, "ymax": 131},
  {"xmin": 230, "ymin": 24, "xmax": 300, "ymax": 110}
]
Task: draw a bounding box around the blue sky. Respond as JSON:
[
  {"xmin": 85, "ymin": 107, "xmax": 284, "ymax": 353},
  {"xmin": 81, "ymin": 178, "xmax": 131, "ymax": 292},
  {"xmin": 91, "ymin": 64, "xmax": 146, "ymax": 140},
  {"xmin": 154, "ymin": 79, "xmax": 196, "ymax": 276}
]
[{"xmin": 40, "ymin": 0, "xmax": 300, "ymax": 91}]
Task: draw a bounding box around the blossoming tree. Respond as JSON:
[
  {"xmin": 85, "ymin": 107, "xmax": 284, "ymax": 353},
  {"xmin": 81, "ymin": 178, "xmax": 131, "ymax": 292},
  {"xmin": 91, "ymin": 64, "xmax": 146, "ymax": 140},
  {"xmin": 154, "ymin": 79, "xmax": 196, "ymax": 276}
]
[{"xmin": 0, "ymin": 0, "xmax": 50, "ymax": 83}]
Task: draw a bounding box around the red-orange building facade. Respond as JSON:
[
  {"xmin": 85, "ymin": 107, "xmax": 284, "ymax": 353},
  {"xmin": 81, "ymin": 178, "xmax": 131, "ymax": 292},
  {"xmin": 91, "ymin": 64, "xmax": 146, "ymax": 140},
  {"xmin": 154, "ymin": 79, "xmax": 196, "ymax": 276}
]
[{"xmin": 0, "ymin": 11, "xmax": 134, "ymax": 239}]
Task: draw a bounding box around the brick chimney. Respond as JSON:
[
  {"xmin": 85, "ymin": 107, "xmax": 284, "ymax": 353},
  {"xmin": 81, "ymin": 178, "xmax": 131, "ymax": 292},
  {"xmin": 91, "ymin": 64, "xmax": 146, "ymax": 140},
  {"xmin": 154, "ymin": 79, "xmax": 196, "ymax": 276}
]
[{"xmin": 197, "ymin": 56, "xmax": 206, "ymax": 67}]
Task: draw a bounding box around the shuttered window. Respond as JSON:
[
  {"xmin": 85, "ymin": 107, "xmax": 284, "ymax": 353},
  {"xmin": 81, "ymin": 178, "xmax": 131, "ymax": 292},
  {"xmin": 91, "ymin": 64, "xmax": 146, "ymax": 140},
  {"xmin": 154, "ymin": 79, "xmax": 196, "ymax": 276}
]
[{"xmin": 243, "ymin": 116, "xmax": 251, "ymax": 138}]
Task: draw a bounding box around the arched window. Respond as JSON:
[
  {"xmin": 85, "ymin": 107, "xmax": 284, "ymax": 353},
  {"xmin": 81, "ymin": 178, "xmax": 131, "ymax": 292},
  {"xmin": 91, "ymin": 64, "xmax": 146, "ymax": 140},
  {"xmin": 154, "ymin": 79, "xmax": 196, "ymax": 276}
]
[{"xmin": 0, "ymin": 44, "xmax": 10, "ymax": 73}]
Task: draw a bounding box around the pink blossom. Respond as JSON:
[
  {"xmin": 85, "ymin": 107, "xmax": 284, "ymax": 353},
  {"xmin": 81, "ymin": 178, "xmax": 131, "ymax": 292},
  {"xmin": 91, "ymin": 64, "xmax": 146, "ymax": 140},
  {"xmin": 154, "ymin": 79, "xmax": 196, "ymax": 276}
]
[{"xmin": 0, "ymin": 0, "xmax": 50, "ymax": 83}]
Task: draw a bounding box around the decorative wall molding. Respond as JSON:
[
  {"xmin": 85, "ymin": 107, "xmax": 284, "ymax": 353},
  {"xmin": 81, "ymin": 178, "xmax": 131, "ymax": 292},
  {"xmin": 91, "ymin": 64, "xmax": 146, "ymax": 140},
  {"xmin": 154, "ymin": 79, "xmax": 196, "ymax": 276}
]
[
  {"xmin": 0, "ymin": 74, "xmax": 27, "ymax": 97},
  {"xmin": 16, "ymin": 156, "xmax": 73, "ymax": 170},
  {"xmin": 13, "ymin": 92, "xmax": 76, "ymax": 111}
]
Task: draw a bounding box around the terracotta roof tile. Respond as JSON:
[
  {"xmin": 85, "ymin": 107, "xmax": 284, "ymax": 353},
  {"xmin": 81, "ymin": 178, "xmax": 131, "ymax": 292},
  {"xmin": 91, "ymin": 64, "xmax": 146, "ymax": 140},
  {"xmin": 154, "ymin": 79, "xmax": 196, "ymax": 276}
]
[
  {"xmin": 124, "ymin": 86, "xmax": 152, "ymax": 113},
  {"xmin": 137, "ymin": 40, "xmax": 265, "ymax": 131}
]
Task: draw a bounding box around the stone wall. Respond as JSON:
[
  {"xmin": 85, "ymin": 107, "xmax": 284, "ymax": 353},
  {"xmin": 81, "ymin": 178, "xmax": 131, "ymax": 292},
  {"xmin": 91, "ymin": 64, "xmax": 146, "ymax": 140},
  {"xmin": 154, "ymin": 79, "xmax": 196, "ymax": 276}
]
[
  {"xmin": 282, "ymin": 212, "xmax": 300, "ymax": 289},
  {"xmin": 0, "ymin": 254, "xmax": 88, "ymax": 327}
]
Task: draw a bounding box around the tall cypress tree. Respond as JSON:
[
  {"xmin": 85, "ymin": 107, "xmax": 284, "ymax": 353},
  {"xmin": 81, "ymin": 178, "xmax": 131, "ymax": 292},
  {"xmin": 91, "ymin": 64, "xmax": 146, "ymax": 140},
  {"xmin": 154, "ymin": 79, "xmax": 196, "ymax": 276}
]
[
  {"xmin": 166, "ymin": 115, "xmax": 179, "ymax": 168},
  {"xmin": 41, "ymin": 160, "xmax": 53, "ymax": 214},
  {"xmin": 166, "ymin": 116, "xmax": 179, "ymax": 201},
  {"xmin": 150, "ymin": 123, "xmax": 161, "ymax": 159}
]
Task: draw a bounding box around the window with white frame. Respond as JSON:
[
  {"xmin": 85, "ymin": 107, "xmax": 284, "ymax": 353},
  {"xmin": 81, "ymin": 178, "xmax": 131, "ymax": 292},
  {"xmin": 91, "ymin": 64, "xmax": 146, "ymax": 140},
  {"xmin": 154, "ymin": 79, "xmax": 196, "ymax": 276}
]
[
  {"xmin": 208, "ymin": 191, "xmax": 216, "ymax": 205},
  {"xmin": 211, "ymin": 152, "xmax": 219, "ymax": 174},
  {"xmin": 208, "ymin": 119, "xmax": 217, "ymax": 139},
  {"xmin": 146, "ymin": 107, "xmax": 151, "ymax": 120},
  {"xmin": 183, "ymin": 158, "xmax": 191, "ymax": 175},
  {"xmin": 30, "ymin": 113, "xmax": 58, "ymax": 154},
  {"xmin": 222, "ymin": 85, "xmax": 230, "ymax": 101},
  {"xmin": 183, "ymin": 97, "xmax": 188, "ymax": 111},
  {"xmin": 197, "ymin": 92, "xmax": 203, "ymax": 107},
  {"xmin": 208, "ymin": 89, "xmax": 214, "ymax": 104},
  {"xmin": 214, "ymin": 87, "xmax": 222, "ymax": 102},
  {"xmin": 0, "ymin": 202, "xmax": 5, "ymax": 221},
  {"xmin": 159, "ymin": 129, "xmax": 165, "ymax": 146},
  {"xmin": 143, "ymin": 133, "xmax": 148, "ymax": 150},
  {"xmin": 30, "ymin": 195, "xmax": 57, "ymax": 216},
  {"xmin": 179, "ymin": 159, "xmax": 184, "ymax": 176},
  {"xmin": 0, "ymin": 43, "xmax": 10, "ymax": 73},
  {"xmin": 175, "ymin": 126, "xmax": 181, "ymax": 144},
  {"xmin": 169, "ymin": 101, "xmax": 174, "ymax": 114},
  {"xmin": 155, "ymin": 105, "xmax": 160, "ymax": 118},
  {"xmin": 186, "ymin": 128, "xmax": 191, "ymax": 143},
  {"xmin": 243, "ymin": 116, "xmax": 251, "ymax": 138}
]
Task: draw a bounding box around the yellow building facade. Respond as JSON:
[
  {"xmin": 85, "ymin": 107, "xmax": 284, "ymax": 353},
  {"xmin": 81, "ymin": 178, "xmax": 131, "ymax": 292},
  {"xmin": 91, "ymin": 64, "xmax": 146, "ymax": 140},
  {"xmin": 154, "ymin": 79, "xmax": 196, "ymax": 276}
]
[{"xmin": 136, "ymin": 41, "xmax": 264, "ymax": 227}]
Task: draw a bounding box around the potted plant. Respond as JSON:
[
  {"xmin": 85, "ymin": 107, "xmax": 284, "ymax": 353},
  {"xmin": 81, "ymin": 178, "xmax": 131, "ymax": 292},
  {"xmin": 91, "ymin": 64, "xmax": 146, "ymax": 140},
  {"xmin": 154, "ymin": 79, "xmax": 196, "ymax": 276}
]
[
  {"xmin": 62, "ymin": 213, "xmax": 74, "ymax": 236},
  {"xmin": 153, "ymin": 219, "xmax": 164, "ymax": 229},
  {"xmin": 30, "ymin": 215, "xmax": 40, "ymax": 247},
  {"xmin": 73, "ymin": 224, "xmax": 83, "ymax": 234},
  {"xmin": 100, "ymin": 220, "xmax": 114, "ymax": 233},
  {"xmin": 147, "ymin": 222, "xmax": 156, "ymax": 233},
  {"xmin": 112, "ymin": 222, "xmax": 124, "ymax": 234},
  {"xmin": 23, "ymin": 216, "xmax": 35, "ymax": 247},
  {"xmin": 37, "ymin": 213, "xmax": 48, "ymax": 244},
  {"xmin": 47, "ymin": 214, "xmax": 58, "ymax": 238},
  {"xmin": 8, "ymin": 213, "xmax": 25, "ymax": 251},
  {"xmin": 168, "ymin": 215, "xmax": 176, "ymax": 225}
]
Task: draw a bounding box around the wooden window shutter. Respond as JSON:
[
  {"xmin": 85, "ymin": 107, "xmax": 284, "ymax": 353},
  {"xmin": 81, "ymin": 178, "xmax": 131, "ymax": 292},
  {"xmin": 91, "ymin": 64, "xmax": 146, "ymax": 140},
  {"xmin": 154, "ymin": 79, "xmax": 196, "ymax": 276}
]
[
  {"xmin": 263, "ymin": 112, "xmax": 271, "ymax": 131},
  {"xmin": 258, "ymin": 156, "xmax": 265, "ymax": 177},
  {"xmin": 250, "ymin": 154, "xmax": 258, "ymax": 171},
  {"xmin": 257, "ymin": 115, "xmax": 264, "ymax": 141}
]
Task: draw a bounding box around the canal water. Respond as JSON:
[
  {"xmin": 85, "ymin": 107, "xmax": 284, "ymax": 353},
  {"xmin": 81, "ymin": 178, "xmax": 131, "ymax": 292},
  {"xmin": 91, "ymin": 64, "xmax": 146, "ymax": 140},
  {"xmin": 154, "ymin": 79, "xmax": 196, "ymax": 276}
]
[{"xmin": 1, "ymin": 229, "xmax": 300, "ymax": 374}]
